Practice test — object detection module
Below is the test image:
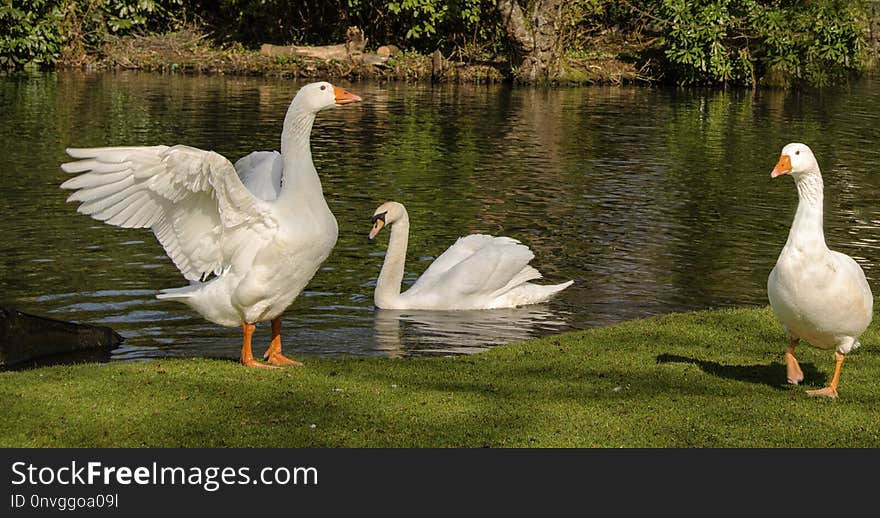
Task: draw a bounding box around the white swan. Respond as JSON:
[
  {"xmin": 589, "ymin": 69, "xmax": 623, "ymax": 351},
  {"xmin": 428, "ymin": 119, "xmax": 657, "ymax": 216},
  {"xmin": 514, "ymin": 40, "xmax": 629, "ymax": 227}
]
[
  {"xmin": 60, "ymin": 81, "xmax": 362, "ymax": 368},
  {"xmin": 368, "ymin": 201, "xmax": 573, "ymax": 310},
  {"xmin": 767, "ymin": 142, "xmax": 873, "ymax": 397}
]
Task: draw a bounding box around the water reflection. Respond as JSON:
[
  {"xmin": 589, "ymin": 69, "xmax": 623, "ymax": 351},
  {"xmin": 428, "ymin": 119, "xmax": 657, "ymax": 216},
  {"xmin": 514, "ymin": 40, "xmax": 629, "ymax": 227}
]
[
  {"xmin": 2, "ymin": 71, "xmax": 879, "ymax": 362},
  {"xmin": 373, "ymin": 305, "xmax": 570, "ymax": 357}
]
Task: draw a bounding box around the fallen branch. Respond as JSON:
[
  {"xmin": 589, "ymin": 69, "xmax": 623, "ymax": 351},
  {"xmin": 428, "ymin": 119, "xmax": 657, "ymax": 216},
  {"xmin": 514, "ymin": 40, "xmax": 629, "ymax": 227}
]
[{"xmin": 261, "ymin": 26, "xmax": 371, "ymax": 63}]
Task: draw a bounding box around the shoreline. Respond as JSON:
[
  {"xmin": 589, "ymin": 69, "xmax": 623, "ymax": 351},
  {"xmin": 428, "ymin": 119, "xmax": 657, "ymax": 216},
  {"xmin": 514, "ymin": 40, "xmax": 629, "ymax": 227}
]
[
  {"xmin": 55, "ymin": 30, "xmax": 649, "ymax": 86},
  {"xmin": 2, "ymin": 306, "xmax": 878, "ymax": 447}
]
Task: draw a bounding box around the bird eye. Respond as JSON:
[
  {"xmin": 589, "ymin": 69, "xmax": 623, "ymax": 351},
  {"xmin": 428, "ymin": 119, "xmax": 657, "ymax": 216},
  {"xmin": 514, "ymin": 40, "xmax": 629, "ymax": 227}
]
[
  {"xmin": 320, "ymin": 85, "xmax": 326, "ymax": 91},
  {"xmin": 795, "ymin": 150, "xmax": 800, "ymax": 155}
]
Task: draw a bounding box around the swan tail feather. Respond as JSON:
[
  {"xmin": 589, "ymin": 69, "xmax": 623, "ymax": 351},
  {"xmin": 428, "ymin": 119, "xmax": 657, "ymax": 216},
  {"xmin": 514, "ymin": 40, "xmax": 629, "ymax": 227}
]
[
  {"xmin": 492, "ymin": 279, "xmax": 573, "ymax": 308},
  {"xmin": 490, "ymin": 265, "xmax": 543, "ymax": 299}
]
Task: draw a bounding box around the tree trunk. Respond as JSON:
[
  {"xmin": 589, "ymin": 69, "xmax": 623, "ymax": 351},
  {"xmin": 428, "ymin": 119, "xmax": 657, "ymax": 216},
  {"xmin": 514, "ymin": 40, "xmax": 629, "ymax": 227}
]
[{"xmin": 496, "ymin": 0, "xmax": 566, "ymax": 82}]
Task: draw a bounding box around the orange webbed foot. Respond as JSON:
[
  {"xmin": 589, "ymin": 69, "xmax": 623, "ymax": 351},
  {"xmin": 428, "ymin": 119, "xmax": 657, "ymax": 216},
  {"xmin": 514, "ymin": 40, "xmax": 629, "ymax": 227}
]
[
  {"xmin": 265, "ymin": 352, "xmax": 303, "ymax": 367},
  {"xmin": 241, "ymin": 358, "xmax": 280, "ymax": 369},
  {"xmin": 263, "ymin": 317, "xmax": 302, "ymax": 366},
  {"xmin": 806, "ymin": 386, "xmax": 838, "ymax": 398}
]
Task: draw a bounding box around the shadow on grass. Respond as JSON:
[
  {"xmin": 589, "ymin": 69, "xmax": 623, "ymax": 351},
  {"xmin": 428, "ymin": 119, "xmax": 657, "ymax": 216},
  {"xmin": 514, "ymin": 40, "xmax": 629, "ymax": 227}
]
[{"xmin": 655, "ymin": 354, "xmax": 827, "ymax": 390}]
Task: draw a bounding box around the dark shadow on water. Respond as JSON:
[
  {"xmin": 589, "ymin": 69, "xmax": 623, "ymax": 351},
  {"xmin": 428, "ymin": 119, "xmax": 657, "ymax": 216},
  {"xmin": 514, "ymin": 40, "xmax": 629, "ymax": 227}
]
[{"xmin": 655, "ymin": 353, "xmax": 828, "ymax": 390}]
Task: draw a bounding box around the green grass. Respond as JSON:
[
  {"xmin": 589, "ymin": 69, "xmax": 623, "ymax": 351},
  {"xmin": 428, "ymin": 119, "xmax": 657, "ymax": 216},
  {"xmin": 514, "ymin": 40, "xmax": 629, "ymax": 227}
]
[{"xmin": 2, "ymin": 306, "xmax": 879, "ymax": 448}]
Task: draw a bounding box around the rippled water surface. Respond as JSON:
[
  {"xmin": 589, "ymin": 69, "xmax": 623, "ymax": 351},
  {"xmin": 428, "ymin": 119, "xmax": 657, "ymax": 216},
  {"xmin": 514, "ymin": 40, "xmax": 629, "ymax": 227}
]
[{"xmin": 2, "ymin": 72, "xmax": 880, "ymax": 362}]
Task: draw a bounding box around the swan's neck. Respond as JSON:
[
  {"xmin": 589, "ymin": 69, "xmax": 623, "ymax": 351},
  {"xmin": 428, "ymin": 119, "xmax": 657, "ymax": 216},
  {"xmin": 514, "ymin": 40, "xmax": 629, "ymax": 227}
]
[
  {"xmin": 785, "ymin": 171, "xmax": 827, "ymax": 252},
  {"xmin": 375, "ymin": 215, "xmax": 410, "ymax": 308},
  {"xmin": 276, "ymin": 106, "xmax": 326, "ymax": 209}
]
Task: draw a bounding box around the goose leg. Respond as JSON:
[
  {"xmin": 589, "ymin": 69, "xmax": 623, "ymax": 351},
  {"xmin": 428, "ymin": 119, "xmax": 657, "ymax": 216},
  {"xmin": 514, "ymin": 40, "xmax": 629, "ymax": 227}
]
[
  {"xmin": 785, "ymin": 338, "xmax": 804, "ymax": 385},
  {"xmin": 806, "ymin": 351, "xmax": 844, "ymax": 398},
  {"xmin": 240, "ymin": 322, "xmax": 277, "ymax": 369},
  {"xmin": 264, "ymin": 317, "xmax": 303, "ymax": 366}
]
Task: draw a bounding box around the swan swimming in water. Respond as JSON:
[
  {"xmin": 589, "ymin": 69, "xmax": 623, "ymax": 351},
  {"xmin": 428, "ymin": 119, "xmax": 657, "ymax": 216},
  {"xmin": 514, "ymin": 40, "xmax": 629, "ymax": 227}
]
[{"xmin": 368, "ymin": 201, "xmax": 573, "ymax": 310}]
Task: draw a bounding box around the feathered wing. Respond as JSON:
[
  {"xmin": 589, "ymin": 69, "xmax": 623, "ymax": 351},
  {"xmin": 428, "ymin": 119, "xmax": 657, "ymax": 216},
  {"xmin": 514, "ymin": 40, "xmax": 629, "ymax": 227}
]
[
  {"xmin": 408, "ymin": 235, "xmax": 537, "ymax": 298},
  {"xmin": 234, "ymin": 151, "xmax": 283, "ymax": 201},
  {"xmin": 60, "ymin": 145, "xmax": 277, "ymax": 282},
  {"xmin": 411, "ymin": 234, "xmax": 506, "ymax": 289}
]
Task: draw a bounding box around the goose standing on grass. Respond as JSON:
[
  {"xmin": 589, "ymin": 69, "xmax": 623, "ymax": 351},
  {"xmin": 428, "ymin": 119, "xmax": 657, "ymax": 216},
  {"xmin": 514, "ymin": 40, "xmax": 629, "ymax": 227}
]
[
  {"xmin": 60, "ymin": 82, "xmax": 362, "ymax": 368},
  {"xmin": 368, "ymin": 201, "xmax": 573, "ymax": 310},
  {"xmin": 767, "ymin": 142, "xmax": 873, "ymax": 397}
]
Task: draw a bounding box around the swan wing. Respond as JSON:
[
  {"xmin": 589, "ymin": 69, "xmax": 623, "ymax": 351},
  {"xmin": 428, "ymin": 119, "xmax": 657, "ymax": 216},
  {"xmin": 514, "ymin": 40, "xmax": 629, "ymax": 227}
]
[
  {"xmin": 411, "ymin": 234, "xmax": 504, "ymax": 288},
  {"xmin": 234, "ymin": 151, "xmax": 283, "ymax": 201},
  {"xmin": 410, "ymin": 235, "xmax": 535, "ymax": 298},
  {"xmin": 60, "ymin": 144, "xmax": 277, "ymax": 282}
]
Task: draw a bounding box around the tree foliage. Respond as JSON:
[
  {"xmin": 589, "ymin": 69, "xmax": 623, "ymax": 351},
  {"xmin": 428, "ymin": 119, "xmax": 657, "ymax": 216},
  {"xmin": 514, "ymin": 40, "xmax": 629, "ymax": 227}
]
[
  {"xmin": 1, "ymin": 0, "xmax": 183, "ymax": 68},
  {"xmin": 0, "ymin": 0, "xmax": 874, "ymax": 87},
  {"xmin": 183, "ymin": 0, "xmax": 501, "ymax": 52},
  {"xmin": 653, "ymin": 0, "xmax": 867, "ymax": 86}
]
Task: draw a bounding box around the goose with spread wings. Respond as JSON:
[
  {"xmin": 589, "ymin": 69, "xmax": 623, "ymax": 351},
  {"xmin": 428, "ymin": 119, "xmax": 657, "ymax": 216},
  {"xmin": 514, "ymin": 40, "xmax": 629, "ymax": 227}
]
[{"xmin": 60, "ymin": 81, "xmax": 362, "ymax": 368}]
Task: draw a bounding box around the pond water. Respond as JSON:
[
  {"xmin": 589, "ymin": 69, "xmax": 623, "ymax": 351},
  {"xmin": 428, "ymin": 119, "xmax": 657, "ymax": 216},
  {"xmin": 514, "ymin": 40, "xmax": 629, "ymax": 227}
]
[{"xmin": 2, "ymin": 71, "xmax": 879, "ymax": 362}]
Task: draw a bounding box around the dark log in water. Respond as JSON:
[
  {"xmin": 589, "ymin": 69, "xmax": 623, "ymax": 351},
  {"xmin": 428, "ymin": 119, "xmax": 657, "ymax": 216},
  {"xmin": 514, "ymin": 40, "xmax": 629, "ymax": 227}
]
[{"xmin": 0, "ymin": 306, "xmax": 123, "ymax": 367}]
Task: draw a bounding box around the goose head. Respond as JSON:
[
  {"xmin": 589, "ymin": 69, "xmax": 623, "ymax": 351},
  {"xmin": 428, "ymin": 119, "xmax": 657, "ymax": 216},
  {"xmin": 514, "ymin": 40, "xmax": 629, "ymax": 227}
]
[
  {"xmin": 369, "ymin": 201, "xmax": 407, "ymax": 240},
  {"xmin": 293, "ymin": 81, "xmax": 362, "ymax": 113},
  {"xmin": 771, "ymin": 143, "xmax": 820, "ymax": 179}
]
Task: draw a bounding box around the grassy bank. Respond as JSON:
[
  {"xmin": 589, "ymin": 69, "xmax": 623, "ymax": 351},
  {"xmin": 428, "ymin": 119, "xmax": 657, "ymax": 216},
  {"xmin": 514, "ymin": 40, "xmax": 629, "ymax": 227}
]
[{"xmin": 2, "ymin": 306, "xmax": 878, "ymax": 448}]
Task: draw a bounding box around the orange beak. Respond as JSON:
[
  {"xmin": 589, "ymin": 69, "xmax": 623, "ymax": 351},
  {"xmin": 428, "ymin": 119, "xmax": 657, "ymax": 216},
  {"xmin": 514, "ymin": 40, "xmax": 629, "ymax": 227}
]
[
  {"xmin": 369, "ymin": 219, "xmax": 385, "ymax": 240},
  {"xmin": 771, "ymin": 155, "xmax": 792, "ymax": 178},
  {"xmin": 333, "ymin": 85, "xmax": 362, "ymax": 105}
]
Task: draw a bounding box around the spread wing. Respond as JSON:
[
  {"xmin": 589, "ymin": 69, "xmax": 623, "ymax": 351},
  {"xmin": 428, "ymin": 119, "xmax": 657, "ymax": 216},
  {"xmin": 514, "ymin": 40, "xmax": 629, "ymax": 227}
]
[{"xmin": 60, "ymin": 145, "xmax": 277, "ymax": 282}]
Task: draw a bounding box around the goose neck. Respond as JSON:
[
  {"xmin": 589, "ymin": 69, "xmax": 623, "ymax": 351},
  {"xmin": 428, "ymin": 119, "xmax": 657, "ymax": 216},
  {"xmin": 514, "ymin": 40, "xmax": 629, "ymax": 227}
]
[
  {"xmin": 277, "ymin": 107, "xmax": 324, "ymax": 207},
  {"xmin": 280, "ymin": 105, "xmax": 316, "ymax": 157},
  {"xmin": 787, "ymin": 172, "xmax": 827, "ymax": 251}
]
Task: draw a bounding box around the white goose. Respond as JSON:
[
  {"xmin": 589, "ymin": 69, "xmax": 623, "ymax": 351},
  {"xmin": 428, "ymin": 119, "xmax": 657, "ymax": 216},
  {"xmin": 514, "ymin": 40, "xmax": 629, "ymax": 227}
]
[
  {"xmin": 767, "ymin": 142, "xmax": 873, "ymax": 397},
  {"xmin": 60, "ymin": 81, "xmax": 362, "ymax": 368},
  {"xmin": 368, "ymin": 201, "xmax": 573, "ymax": 310}
]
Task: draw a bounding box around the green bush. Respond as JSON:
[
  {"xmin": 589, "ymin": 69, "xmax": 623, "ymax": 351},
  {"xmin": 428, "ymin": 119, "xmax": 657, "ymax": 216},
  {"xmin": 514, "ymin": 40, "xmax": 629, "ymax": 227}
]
[
  {"xmin": 0, "ymin": 0, "xmax": 183, "ymax": 69},
  {"xmin": 654, "ymin": 0, "xmax": 867, "ymax": 86},
  {"xmin": 0, "ymin": 0, "xmax": 65, "ymax": 68},
  {"xmin": 751, "ymin": 0, "xmax": 866, "ymax": 86}
]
